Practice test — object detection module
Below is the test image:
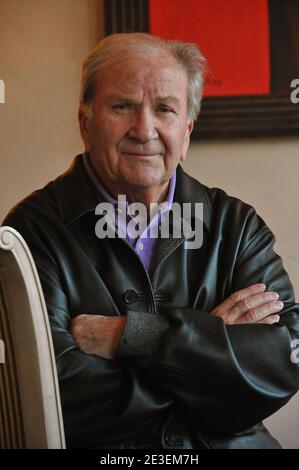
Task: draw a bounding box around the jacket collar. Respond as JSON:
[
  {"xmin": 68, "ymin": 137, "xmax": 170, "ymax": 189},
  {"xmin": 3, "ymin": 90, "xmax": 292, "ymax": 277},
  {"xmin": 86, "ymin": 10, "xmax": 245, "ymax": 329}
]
[
  {"xmin": 54, "ymin": 154, "xmax": 98, "ymax": 225},
  {"xmin": 54, "ymin": 154, "xmax": 211, "ymax": 230},
  {"xmin": 174, "ymin": 164, "xmax": 211, "ymax": 231}
]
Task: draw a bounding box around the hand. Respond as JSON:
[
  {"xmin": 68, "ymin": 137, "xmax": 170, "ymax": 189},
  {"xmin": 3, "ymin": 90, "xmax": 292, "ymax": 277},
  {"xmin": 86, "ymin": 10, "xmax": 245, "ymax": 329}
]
[
  {"xmin": 71, "ymin": 314, "xmax": 127, "ymax": 359},
  {"xmin": 211, "ymin": 283, "xmax": 283, "ymax": 325}
]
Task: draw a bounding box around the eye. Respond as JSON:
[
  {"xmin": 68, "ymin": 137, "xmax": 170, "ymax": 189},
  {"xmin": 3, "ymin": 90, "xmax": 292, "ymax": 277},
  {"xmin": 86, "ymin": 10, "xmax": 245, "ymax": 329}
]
[
  {"xmin": 112, "ymin": 103, "xmax": 132, "ymax": 112},
  {"xmin": 158, "ymin": 105, "xmax": 175, "ymax": 114}
]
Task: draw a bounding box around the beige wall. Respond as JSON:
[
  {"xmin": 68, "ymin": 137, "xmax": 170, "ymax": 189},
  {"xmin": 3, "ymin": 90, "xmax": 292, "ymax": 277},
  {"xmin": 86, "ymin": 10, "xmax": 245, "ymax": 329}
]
[
  {"xmin": 0, "ymin": 0, "xmax": 103, "ymax": 221},
  {"xmin": 0, "ymin": 0, "xmax": 298, "ymax": 449}
]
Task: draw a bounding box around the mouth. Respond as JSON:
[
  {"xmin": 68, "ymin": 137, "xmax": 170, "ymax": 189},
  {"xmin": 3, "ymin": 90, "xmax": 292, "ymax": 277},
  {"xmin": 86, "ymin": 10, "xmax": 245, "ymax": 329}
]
[{"xmin": 121, "ymin": 152, "xmax": 161, "ymax": 158}]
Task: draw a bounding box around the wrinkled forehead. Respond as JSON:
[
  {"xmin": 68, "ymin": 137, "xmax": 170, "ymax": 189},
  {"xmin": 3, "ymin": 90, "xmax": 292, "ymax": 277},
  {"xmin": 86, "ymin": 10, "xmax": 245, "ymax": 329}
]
[{"xmin": 95, "ymin": 52, "xmax": 188, "ymax": 101}]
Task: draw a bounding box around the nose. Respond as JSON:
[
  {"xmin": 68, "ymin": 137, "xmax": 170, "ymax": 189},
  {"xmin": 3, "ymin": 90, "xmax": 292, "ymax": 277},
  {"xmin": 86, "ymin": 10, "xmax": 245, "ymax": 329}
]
[{"xmin": 127, "ymin": 108, "xmax": 159, "ymax": 143}]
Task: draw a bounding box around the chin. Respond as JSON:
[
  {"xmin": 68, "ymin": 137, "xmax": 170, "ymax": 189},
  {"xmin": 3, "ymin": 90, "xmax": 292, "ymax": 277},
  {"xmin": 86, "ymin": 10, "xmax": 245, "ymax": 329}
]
[{"xmin": 122, "ymin": 168, "xmax": 163, "ymax": 189}]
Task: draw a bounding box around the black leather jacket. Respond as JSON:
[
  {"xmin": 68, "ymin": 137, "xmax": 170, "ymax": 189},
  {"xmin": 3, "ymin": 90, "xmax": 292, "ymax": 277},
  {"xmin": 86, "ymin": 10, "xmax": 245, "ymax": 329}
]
[{"xmin": 3, "ymin": 155, "xmax": 299, "ymax": 449}]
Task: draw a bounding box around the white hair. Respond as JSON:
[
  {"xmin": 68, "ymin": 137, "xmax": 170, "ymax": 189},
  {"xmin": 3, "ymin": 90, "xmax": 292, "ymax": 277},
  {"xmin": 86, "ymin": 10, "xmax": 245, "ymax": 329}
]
[{"xmin": 80, "ymin": 32, "xmax": 207, "ymax": 121}]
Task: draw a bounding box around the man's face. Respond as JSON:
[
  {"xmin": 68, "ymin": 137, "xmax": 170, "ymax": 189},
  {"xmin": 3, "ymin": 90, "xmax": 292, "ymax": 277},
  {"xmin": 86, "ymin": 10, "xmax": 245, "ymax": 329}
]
[{"xmin": 80, "ymin": 51, "xmax": 193, "ymax": 195}]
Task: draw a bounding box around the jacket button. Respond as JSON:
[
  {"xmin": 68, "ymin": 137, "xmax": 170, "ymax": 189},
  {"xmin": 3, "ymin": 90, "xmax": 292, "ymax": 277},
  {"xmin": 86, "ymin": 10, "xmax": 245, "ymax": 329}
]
[
  {"xmin": 165, "ymin": 433, "xmax": 184, "ymax": 447},
  {"xmin": 124, "ymin": 290, "xmax": 138, "ymax": 304}
]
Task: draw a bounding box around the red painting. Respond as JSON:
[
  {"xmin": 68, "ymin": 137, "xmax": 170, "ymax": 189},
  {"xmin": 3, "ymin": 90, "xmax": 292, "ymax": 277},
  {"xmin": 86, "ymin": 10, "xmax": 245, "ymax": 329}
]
[{"xmin": 150, "ymin": 0, "xmax": 270, "ymax": 97}]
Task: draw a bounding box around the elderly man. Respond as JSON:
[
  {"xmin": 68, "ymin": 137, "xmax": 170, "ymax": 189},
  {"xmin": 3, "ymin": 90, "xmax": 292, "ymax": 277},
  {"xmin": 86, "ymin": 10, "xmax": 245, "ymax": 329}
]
[{"xmin": 3, "ymin": 33, "xmax": 299, "ymax": 449}]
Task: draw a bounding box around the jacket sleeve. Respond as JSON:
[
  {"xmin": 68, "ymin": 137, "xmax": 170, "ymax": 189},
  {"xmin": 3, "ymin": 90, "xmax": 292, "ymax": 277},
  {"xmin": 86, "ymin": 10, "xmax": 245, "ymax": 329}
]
[
  {"xmin": 118, "ymin": 209, "xmax": 299, "ymax": 435},
  {"xmin": 2, "ymin": 210, "xmax": 173, "ymax": 448}
]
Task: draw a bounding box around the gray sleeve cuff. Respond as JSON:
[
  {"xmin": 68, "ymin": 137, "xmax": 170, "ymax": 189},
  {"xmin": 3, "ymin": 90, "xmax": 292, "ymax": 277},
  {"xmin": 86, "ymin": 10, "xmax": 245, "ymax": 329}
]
[{"xmin": 116, "ymin": 310, "xmax": 169, "ymax": 367}]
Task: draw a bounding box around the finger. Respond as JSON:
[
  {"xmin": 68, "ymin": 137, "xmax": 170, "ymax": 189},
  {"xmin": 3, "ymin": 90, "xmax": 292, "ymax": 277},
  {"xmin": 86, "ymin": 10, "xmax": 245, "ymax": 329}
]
[
  {"xmin": 258, "ymin": 314, "xmax": 280, "ymax": 325},
  {"xmin": 212, "ymin": 283, "xmax": 266, "ymax": 314},
  {"xmin": 229, "ymin": 291, "xmax": 280, "ymax": 321},
  {"xmin": 236, "ymin": 300, "xmax": 284, "ymax": 324}
]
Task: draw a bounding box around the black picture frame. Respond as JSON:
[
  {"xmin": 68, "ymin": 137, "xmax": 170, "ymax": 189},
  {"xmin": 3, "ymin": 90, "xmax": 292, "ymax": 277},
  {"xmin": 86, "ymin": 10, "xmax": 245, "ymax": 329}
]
[{"xmin": 104, "ymin": 0, "xmax": 299, "ymax": 139}]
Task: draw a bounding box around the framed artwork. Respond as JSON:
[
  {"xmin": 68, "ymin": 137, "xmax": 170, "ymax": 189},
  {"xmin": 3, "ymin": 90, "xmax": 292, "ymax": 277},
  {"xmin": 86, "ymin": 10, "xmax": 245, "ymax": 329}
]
[{"xmin": 104, "ymin": 0, "xmax": 299, "ymax": 139}]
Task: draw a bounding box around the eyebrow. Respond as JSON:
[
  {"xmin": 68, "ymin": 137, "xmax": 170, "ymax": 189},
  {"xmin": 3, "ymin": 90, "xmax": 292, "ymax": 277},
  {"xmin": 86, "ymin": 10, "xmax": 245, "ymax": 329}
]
[
  {"xmin": 107, "ymin": 95, "xmax": 181, "ymax": 106},
  {"xmin": 156, "ymin": 96, "xmax": 181, "ymax": 106}
]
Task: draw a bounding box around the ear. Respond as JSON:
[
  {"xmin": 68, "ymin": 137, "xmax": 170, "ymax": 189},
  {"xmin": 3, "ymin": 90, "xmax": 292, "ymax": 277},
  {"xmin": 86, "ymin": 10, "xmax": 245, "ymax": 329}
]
[
  {"xmin": 180, "ymin": 120, "xmax": 193, "ymax": 162},
  {"xmin": 78, "ymin": 105, "xmax": 93, "ymax": 153}
]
